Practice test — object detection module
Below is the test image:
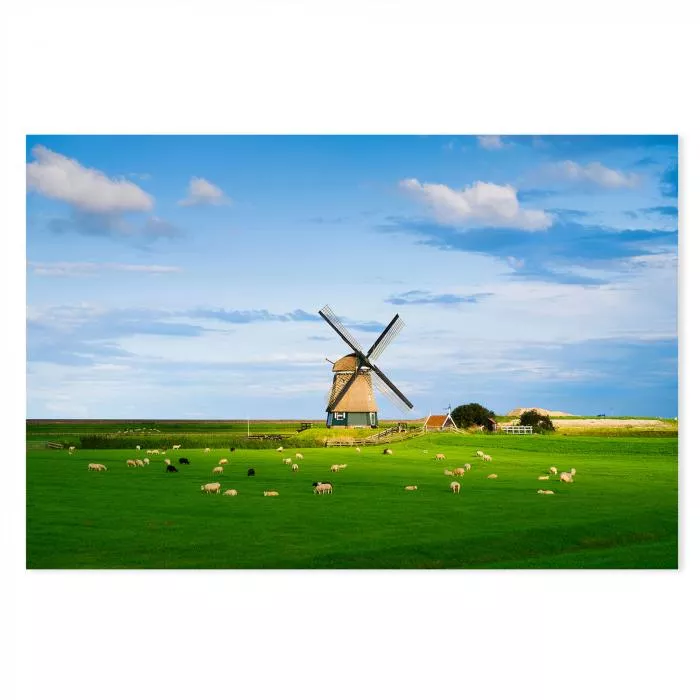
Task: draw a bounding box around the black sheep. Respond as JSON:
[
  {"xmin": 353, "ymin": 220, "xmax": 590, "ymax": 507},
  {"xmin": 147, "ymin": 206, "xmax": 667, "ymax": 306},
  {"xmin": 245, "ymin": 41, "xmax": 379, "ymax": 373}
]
[
  {"xmin": 178, "ymin": 457, "xmax": 190, "ymax": 465},
  {"xmin": 230, "ymin": 447, "xmax": 236, "ymax": 452},
  {"xmin": 166, "ymin": 465, "xmax": 178, "ymax": 473},
  {"xmin": 247, "ymin": 468, "xmax": 255, "ymax": 477}
]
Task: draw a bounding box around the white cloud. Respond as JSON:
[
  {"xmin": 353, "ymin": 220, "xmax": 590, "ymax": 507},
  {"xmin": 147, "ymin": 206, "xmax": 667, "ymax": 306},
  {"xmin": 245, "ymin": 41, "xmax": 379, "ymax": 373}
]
[
  {"xmin": 28, "ymin": 262, "xmax": 182, "ymax": 277},
  {"xmin": 399, "ymin": 178, "xmax": 553, "ymax": 231},
  {"xmin": 477, "ymin": 135, "xmax": 506, "ymax": 150},
  {"xmin": 552, "ymin": 160, "xmax": 639, "ymax": 188},
  {"xmin": 178, "ymin": 177, "xmax": 230, "ymax": 206},
  {"xmin": 26, "ymin": 145, "xmax": 154, "ymax": 213}
]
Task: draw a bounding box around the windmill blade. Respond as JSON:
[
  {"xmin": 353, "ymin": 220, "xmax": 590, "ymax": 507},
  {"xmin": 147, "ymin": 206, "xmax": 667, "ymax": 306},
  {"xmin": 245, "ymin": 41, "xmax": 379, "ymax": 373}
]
[
  {"xmin": 371, "ymin": 370, "xmax": 413, "ymax": 414},
  {"xmin": 327, "ymin": 371, "xmax": 358, "ymax": 412},
  {"xmin": 319, "ymin": 305, "xmax": 365, "ymax": 355},
  {"xmin": 370, "ymin": 363, "xmax": 413, "ymax": 409},
  {"xmin": 366, "ymin": 314, "xmax": 405, "ymax": 362}
]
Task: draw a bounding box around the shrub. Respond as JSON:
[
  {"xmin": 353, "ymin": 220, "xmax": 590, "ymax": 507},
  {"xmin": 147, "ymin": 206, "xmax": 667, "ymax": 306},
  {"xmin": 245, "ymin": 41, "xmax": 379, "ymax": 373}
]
[
  {"xmin": 519, "ymin": 410, "xmax": 556, "ymax": 433},
  {"xmin": 451, "ymin": 403, "xmax": 496, "ymax": 429}
]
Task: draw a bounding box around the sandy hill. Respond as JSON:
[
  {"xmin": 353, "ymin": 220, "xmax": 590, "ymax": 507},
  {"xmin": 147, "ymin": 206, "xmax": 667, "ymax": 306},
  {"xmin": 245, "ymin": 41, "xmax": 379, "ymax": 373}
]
[{"xmin": 507, "ymin": 407, "xmax": 575, "ymax": 417}]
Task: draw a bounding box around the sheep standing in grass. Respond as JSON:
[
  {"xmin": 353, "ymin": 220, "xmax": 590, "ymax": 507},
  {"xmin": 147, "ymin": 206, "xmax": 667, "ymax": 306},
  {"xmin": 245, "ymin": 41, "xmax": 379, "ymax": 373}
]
[
  {"xmin": 247, "ymin": 468, "xmax": 256, "ymax": 477},
  {"xmin": 263, "ymin": 491, "xmax": 279, "ymax": 497},
  {"xmin": 88, "ymin": 463, "xmax": 106, "ymax": 471},
  {"xmin": 476, "ymin": 450, "xmax": 484, "ymax": 458},
  {"xmin": 537, "ymin": 489, "xmax": 555, "ymax": 495},
  {"xmin": 571, "ymin": 468, "xmax": 577, "ymax": 477},
  {"xmin": 166, "ymin": 465, "xmax": 178, "ymax": 473},
  {"xmin": 356, "ymin": 447, "xmax": 361, "ymax": 453},
  {"xmin": 560, "ymin": 472, "xmax": 574, "ymax": 483},
  {"xmin": 487, "ymin": 474, "xmax": 498, "ymax": 479},
  {"xmin": 295, "ymin": 453, "xmax": 304, "ymax": 460},
  {"xmin": 283, "ymin": 458, "xmax": 292, "ymax": 465},
  {"xmin": 135, "ymin": 445, "xmax": 141, "ymax": 451},
  {"xmin": 218, "ymin": 458, "xmax": 229, "ymax": 466},
  {"xmin": 330, "ymin": 465, "xmax": 340, "ymax": 473},
  {"xmin": 201, "ymin": 482, "xmax": 221, "ymax": 494},
  {"xmin": 450, "ymin": 481, "xmax": 461, "ymax": 494},
  {"xmin": 483, "ymin": 455, "xmax": 493, "ymax": 462},
  {"xmin": 135, "ymin": 459, "xmax": 144, "ymax": 467},
  {"xmin": 164, "ymin": 459, "xmax": 171, "ymax": 467},
  {"xmin": 463, "ymin": 463, "xmax": 472, "ymax": 471},
  {"xmin": 435, "ymin": 453, "xmax": 446, "ymax": 461},
  {"xmin": 383, "ymin": 449, "xmax": 393, "ymax": 455},
  {"xmin": 178, "ymin": 457, "xmax": 190, "ymax": 465},
  {"xmin": 443, "ymin": 469, "xmax": 454, "ymax": 476},
  {"xmin": 68, "ymin": 446, "xmax": 76, "ymax": 454},
  {"xmin": 126, "ymin": 459, "xmax": 136, "ymax": 468},
  {"xmin": 223, "ymin": 489, "xmax": 238, "ymax": 497},
  {"xmin": 213, "ymin": 466, "xmax": 224, "ymax": 475},
  {"xmin": 404, "ymin": 485, "xmax": 418, "ymax": 491},
  {"xmin": 313, "ymin": 483, "xmax": 332, "ymax": 495},
  {"xmin": 454, "ymin": 467, "xmax": 466, "ymax": 477},
  {"xmin": 143, "ymin": 458, "xmax": 150, "ymax": 465},
  {"xmin": 549, "ymin": 467, "xmax": 558, "ymax": 475},
  {"xmin": 291, "ymin": 464, "xmax": 299, "ymax": 472},
  {"xmin": 276, "ymin": 446, "xmax": 284, "ymax": 453},
  {"xmin": 204, "ymin": 447, "xmax": 211, "ymax": 453},
  {"xmin": 538, "ymin": 476, "xmax": 550, "ymax": 481},
  {"xmin": 172, "ymin": 445, "xmax": 181, "ymax": 450}
]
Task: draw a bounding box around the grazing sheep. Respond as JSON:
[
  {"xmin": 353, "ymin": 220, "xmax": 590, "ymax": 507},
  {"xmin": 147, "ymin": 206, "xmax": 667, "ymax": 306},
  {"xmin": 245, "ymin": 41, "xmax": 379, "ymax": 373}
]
[
  {"xmin": 295, "ymin": 453, "xmax": 304, "ymax": 460},
  {"xmin": 463, "ymin": 463, "xmax": 472, "ymax": 471},
  {"xmin": 537, "ymin": 489, "xmax": 555, "ymax": 495},
  {"xmin": 560, "ymin": 472, "xmax": 574, "ymax": 483},
  {"xmin": 291, "ymin": 464, "xmax": 299, "ymax": 472},
  {"xmin": 204, "ymin": 447, "xmax": 211, "ymax": 453},
  {"xmin": 538, "ymin": 475, "xmax": 550, "ymax": 481},
  {"xmin": 383, "ymin": 448, "xmax": 393, "ymax": 455},
  {"xmin": 68, "ymin": 446, "xmax": 76, "ymax": 454},
  {"xmin": 483, "ymin": 455, "xmax": 493, "ymax": 462},
  {"xmin": 404, "ymin": 485, "xmax": 418, "ymax": 491},
  {"xmin": 213, "ymin": 466, "xmax": 224, "ymax": 475},
  {"xmin": 135, "ymin": 445, "xmax": 141, "ymax": 451},
  {"xmin": 166, "ymin": 465, "xmax": 178, "ymax": 473},
  {"xmin": 230, "ymin": 447, "xmax": 236, "ymax": 452},
  {"xmin": 487, "ymin": 474, "xmax": 498, "ymax": 479},
  {"xmin": 135, "ymin": 459, "xmax": 144, "ymax": 467},
  {"xmin": 337, "ymin": 464, "xmax": 347, "ymax": 469},
  {"xmin": 549, "ymin": 466, "xmax": 558, "ymax": 475},
  {"xmin": 247, "ymin": 468, "xmax": 256, "ymax": 477},
  {"xmin": 172, "ymin": 445, "xmax": 181, "ymax": 450},
  {"xmin": 201, "ymin": 482, "xmax": 221, "ymax": 494},
  {"xmin": 476, "ymin": 450, "xmax": 484, "ymax": 458},
  {"xmin": 88, "ymin": 463, "xmax": 106, "ymax": 471},
  {"xmin": 313, "ymin": 483, "xmax": 333, "ymax": 495},
  {"xmin": 276, "ymin": 446, "xmax": 284, "ymax": 452},
  {"xmin": 435, "ymin": 453, "xmax": 446, "ymax": 461},
  {"xmin": 443, "ymin": 469, "xmax": 454, "ymax": 476},
  {"xmin": 223, "ymin": 489, "xmax": 238, "ymax": 496},
  {"xmin": 164, "ymin": 459, "xmax": 171, "ymax": 466},
  {"xmin": 143, "ymin": 458, "xmax": 150, "ymax": 465},
  {"xmin": 330, "ymin": 465, "xmax": 340, "ymax": 472},
  {"xmin": 283, "ymin": 458, "xmax": 292, "ymax": 465},
  {"xmin": 450, "ymin": 481, "xmax": 461, "ymax": 494},
  {"xmin": 571, "ymin": 468, "xmax": 577, "ymax": 476},
  {"xmin": 218, "ymin": 458, "xmax": 229, "ymax": 466},
  {"xmin": 126, "ymin": 459, "xmax": 137, "ymax": 468},
  {"xmin": 178, "ymin": 457, "xmax": 190, "ymax": 465},
  {"xmin": 454, "ymin": 467, "xmax": 466, "ymax": 477},
  {"xmin": 263, "ymin": 491, "xmax": 279, "ymax": 497},
  {"xmin": 355, "ymin": 447, "xmax": 361, "ymax": 453}
]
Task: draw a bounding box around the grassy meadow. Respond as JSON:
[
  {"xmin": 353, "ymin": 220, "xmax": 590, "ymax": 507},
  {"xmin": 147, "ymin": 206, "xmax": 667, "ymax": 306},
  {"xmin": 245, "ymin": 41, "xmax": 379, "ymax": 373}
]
[{"xmin": 26, "ymin": 429, "xmax": 678, "ymax": 569}]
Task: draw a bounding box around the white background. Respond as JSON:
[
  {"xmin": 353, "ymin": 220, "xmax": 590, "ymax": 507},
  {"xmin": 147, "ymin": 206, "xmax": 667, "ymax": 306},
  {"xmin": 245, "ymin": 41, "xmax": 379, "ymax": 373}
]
[{"xmin": 1, "ymin": 2, "xmax": 697, "ymax": 699}]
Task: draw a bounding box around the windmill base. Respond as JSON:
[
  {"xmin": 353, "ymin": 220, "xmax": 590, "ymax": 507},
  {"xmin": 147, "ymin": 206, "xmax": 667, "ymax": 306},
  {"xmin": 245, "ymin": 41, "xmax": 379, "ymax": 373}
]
[{"xmin": 326, "ymin": 411, "xmax": 378, "ymax": 428}]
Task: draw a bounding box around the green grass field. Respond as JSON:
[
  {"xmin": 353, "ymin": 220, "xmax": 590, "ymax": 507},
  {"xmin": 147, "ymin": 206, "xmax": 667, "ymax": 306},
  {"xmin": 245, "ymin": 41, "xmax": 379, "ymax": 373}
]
[{"xmin": 26, "ymin": 430, "xmax": 678, "ymax": 569}]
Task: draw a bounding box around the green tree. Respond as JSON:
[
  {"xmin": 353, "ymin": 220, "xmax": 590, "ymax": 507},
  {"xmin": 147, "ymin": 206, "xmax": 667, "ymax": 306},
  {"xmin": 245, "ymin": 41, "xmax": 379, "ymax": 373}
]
[
  {"xmin": 518, "ymin": 409, "xmax": 555, "ymax": 433},
  {"xmin": 451, "ymin": 403, "xmax": 496, "ymax": 429}
]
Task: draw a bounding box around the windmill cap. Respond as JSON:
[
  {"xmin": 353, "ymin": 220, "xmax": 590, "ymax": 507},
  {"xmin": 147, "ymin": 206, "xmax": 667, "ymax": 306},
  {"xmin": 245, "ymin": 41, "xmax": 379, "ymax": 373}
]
[{"xmin": 332, "ymin": 354, "xmax": 359, "ymax": 372}]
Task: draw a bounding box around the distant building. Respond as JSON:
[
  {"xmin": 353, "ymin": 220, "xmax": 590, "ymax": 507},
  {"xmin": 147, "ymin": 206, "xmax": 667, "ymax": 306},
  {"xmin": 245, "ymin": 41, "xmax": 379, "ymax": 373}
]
[{"xmin": 423, "ymin": 412, "xmax": 458, "ymax": 431}]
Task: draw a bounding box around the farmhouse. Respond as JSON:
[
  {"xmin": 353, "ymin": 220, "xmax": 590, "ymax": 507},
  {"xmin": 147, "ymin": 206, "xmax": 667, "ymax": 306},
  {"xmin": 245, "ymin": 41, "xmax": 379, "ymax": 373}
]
[{"xmin": 423, "ymin": 412, "xmax": 457, "ymax": 431}]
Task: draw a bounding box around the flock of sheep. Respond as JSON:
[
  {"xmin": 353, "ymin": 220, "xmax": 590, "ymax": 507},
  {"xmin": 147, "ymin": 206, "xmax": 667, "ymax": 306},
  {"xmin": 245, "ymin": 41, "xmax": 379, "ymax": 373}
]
[{"xmin": 78, "ymin": 441, "xmax": 578, "ymax": 499}]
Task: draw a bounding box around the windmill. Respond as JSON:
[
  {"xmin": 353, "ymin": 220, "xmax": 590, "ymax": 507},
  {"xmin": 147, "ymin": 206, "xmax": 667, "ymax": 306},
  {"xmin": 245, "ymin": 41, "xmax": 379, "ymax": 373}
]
[{"xmin": 318, "ymin": 304, "xmax": 413, "ymax": 427}]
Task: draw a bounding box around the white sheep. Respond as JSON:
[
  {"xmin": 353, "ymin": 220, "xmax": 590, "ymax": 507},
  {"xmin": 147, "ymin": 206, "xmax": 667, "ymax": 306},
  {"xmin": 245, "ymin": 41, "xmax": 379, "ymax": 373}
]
[
  {"xmin": 560, "ymin": 472, "xmax": 574, "ymax": 483},
  {"xmin": 204, "ymin": 447, "xmax": 211, "ymax": 453},
  {"xmin": 463, "ymin": 463, "xmax": 472, "ymax": 471},
  {"xmin": 201, "ymin": 482, "xmax": 221, "ymax": 494},
  {"xmin": 476, "ymin": 450, "xmax": 484, "ymax": 458},
  {"xmin": 537, "ymin": 489, "xmax": 555, "ymax": 495},
  {"xmin": 450, "ymin": 481, "xmax": 461, "ymax": 494},
  {"xmin": 453, "ymin": 467, "xmax": 466, "ymax": 477},
  {"xmin": 135, "ymin": 459, "xmax": 144, "ymax": 467},
  {"xmin": 68, "ymin": 446, "xmax": 76, "ymax": 454},
  {"xmin": 88, "ymin": 463, "xmax": 106, "ymax": 471},
  {"xmin": 355, "ymin": 447, "xmax": 361, "ymax": 453},
  {"xmin": 143, "ymin": 458, "xmax": 150, "ymax": 465},
  {"xmin": 164, "ymin": 459, "xmax": 171, "ymax": 466},
  {"xmin": 223, "ymin": 489, "xmax": 238, "ymax": 497},
  {"xmin": 172, "ymin": 444, "xmax": 181, "ymax": 450},
  {"xmin": 383, "ymin": 449, "xmax": 393, "ymax": 455},
  {"xmin": 538, "ymin": 475, "xmax": 550, "ymax": 481},
  {"xmin": 263, "ymin": 491, "xmax": 279, "ymax": 497},
  {"xmin": 330, "ymin": 465, "xmax": 340, "ymax": 472},
  {"xmin": 487, "ymin": 473, "xmax": 498, "ymax": 479},
  {"xmin": 218, "ymin": 458, "xmax": 229, "ymax": 466},
  {"xmin": 444, "ymin": 469, "xmax": 454, "ymax": 476},
  {"xmin": 571, "ymin": 468, "xmax": 577, "ymax": 476},
  {"xmin": 337, "ymin": 464, "xmax": 347, "ymax": 469},
  {"xmin": 135, "ymin": 445, "xmax": 141, "ymax": 451},
  {"xmin": 404, "ymin": 485, "xmax": 418, "ymax": 491},
  {"xmin": 213, "ymin": 466, "xmax": 224, "ymax": 475},
  {"xmin": 276, "ymin": 446, "xmax": 284, "ymax": 452},
  {"xmin": 483, "ymin": 454, "xmax": 493, "ymax": 462},
  {"xmin": 295, "ymin": 453, "xmax": 304, "ymax": 460},
  {"xmin": 283, "ymin": 458, "xmax": 292, "ymax": 465},
  {"xmin": 549, "ymin": 466, "xmax": 558, "ymax": 475},
  {"xmin": 313, "ymin": 483, "xmax": 332, "ymax": 495},
  {"xmin": 126, "ymin": 459, "xmax": 136, "ymax": 467},
  {"xmin": 435, "ymin": 453, "xmax": 446, "ymax": 461},
  {"xmin": 291, "ymin": 463, "xmax": 299, "ymax": 472}
]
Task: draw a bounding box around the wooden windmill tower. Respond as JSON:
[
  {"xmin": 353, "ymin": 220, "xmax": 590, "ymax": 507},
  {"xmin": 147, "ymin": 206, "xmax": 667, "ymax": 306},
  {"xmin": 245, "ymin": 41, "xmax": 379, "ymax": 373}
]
[{"xmin": 318, "ymin": 305, "xmax": 413, "ymax": 427}]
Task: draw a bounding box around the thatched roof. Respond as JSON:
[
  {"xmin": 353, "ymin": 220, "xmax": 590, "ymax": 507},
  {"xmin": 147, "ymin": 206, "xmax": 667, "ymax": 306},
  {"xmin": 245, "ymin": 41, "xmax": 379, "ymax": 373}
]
[
  {"xmin": 327, "ymin": 371, "xmax": 378, "ymax": 413},
  {"xmin": 332, "ymin": 354, "xmax": 358, "ymax": 372}
]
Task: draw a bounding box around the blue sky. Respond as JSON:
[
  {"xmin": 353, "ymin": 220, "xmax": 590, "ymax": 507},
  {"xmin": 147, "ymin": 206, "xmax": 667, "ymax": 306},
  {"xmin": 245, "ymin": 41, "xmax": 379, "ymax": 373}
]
[{"xmin": 26, "ymin": 135, "xmax": 678, "ymax": 418}]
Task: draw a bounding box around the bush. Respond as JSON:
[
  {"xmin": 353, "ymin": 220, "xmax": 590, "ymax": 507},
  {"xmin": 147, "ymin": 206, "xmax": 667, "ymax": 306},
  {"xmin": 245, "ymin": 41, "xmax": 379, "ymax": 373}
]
[
  {"xmin": 519, "ymin": 410, "xmax": 556, "ymax": 433},
  {"xmin": 451, "ymin": 403, "xmax": 496, "ymax": 429}
]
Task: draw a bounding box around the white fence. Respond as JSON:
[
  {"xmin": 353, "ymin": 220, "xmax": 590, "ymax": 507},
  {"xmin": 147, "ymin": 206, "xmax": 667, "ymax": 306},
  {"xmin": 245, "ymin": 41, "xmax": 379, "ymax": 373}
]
[{"xmin": 499, "ymin": 425, "xmax": 533, "ymax": 434}]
